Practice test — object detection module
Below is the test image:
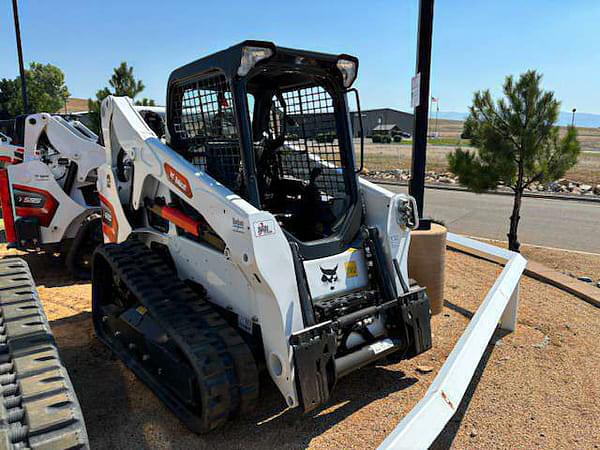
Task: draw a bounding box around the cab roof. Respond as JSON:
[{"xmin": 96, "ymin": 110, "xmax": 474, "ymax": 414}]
[{"xmin": 167, "ymin": 40, "xmax": 358, "ymax": 88}]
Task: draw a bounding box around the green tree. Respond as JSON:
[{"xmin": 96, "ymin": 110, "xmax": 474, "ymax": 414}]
[
  {"xmin": 448, "ymin": 70, "xmax": 580, "ymax": 251},
  {"xmin": 135, "ymin": 98, "xmax": 156, "ymax": 106},
  {"xmin": 0, "ymin": 78, "xmax": 19, "ymax": 119},
  {"xmin": 88, "ymin": 62, "xmax": 149, "ymax": 133},
  {"xmin": 460, "ymin": 114, "xmax": 478, "ymax": 145},
  {"xmin": 0, "ymin": 63, "xmax": 70, "ymax": 117}
]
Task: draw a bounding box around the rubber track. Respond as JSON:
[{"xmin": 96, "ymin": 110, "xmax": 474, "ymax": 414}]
[
  {"xmin": 0, "ymin": 258, "xmax": 88, "ymax": 449},
  {"xmin": 94, "ymin": 240, "xmax": 259, "ymax": 433}
]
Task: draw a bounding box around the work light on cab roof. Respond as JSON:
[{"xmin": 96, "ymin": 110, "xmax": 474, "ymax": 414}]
[{"xmin": 238, "ymin": 46, "xmax": 274, "ymax": 76}]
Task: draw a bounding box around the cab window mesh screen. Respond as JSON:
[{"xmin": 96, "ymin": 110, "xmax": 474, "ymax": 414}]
[
  {"xmin": 170, "ymin": 73, "xmax": 243, "ymax": 193},
  {"xmin": 275, "ymin": 86, "xmax": 347, "ymax": 198}
]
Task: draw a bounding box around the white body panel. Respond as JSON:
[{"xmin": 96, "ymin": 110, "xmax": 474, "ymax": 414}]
[
  {"xmin": 8, "ymin": 161, "xmax": 87, "ymax": 242},
  {"xmin": 3, "ymin": 115, "xmax": 104, "ymax": 245},
  {"xmin": 303, "ymin": 247, "xmax": 369, "ymax": 300},
  {"xmin": 359, "ymin": 178, "xmax": 413, "ymax": 295},
  {"xmin": 22, "ymin": 114, "xmax": 105, "ymax": 183}
]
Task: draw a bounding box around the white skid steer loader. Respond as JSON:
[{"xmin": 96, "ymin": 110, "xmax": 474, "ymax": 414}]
[
  {"xmin": 0, "ymin": 109, "xmax": 166, "ymax": 277},
  {"xmin": 0, "ymin": 113, "xmax": 105, "ymax": 276},
  {"xmin": 92, "ymin": 41, "xmax": 432, "ymax": 433}
]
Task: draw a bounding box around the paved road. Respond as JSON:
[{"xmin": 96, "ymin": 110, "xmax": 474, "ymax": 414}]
[{"xmin": 382, "ymin": 184, "xmax": 600, "ymax": 253}]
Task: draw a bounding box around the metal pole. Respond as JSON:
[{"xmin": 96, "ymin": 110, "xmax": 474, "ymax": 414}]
[
  {"xmin": 571, "ymin": 108, "xmax": 576, "ymax": 127},
  {"xmin": 11, "ymin": 0, "xmax": 28, "ymax": 114},
  {"xmin": 428, "ymin": 96, "xmax": 433, "ymax": 136},
  {"xmin": 409, "ymin": 0, "xmax": 434, "ymax": 228},
  {"xmin": 435, "ymin": 101, "xmax": 439, "ymax": 137}
]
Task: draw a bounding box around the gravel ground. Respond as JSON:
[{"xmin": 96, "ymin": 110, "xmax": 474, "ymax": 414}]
[
  {"xmin": 521, "ymin": 245, "xmax": 600, "ymax": 282},
  {"xmin": 474, "ymin": 238, "xmax": 600, "ymax": 282},
  {"xmin": 1, "ymin": 246, "xmax": 598, "ymax": 449}
]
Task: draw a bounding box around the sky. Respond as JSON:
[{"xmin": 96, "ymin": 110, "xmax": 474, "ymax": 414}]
[{"xmin": 1, "ymin": 0, "xmax": 599, "ymax": 115}]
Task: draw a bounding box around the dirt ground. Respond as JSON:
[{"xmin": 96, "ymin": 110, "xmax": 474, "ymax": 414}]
[
  {"xmin": 472, "ymin": 238, "xmax": 600, "ymax": 283},
  {"xmin": 1, "ymin": 245, "xmax": 598, "ymax": 450}
]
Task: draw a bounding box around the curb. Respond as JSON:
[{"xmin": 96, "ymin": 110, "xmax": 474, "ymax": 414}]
[
  {"xmin": 447, "ymin": 242, "xmax": 600, "ymax": 308},
  {"xmin": 370, "ymin": 179, "xmax": 600, "ymax": 204}
]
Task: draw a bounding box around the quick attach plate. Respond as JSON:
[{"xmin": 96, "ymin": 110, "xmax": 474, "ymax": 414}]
[
  {"xmin": 290, "ymin": 322, "xmax": 337, "ymax": 413},
  {"xmin": 399, "ymin": 287, "xmax": 432, "ymax": 358}
]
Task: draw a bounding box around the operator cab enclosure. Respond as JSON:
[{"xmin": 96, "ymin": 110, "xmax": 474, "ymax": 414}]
[{"xmin": 166, "ymin": 41, "xmax": 361, "ymax": 259}]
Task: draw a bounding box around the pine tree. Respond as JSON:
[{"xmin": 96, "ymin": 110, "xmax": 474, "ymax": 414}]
[
  {"xmin": 448, "ymin": 70, "xmax": 580, "ymax": 252},
  {"xmin": 88, "ymin": 62, "xmax": 153, "ymax": 133}
]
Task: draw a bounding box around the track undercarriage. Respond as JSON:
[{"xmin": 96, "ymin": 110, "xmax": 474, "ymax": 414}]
[{"xmin": 91, "ymin": 239, "xmax": 259, "ymax": 433}]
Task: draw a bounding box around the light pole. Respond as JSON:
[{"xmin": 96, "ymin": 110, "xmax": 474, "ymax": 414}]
[
  {"xmin": 11, "ymin": 0, "xmax": 28, "ymax": 114},
  {"xmin": 571, "ymin": 108, "xmax": 576, "ymax": 127}
]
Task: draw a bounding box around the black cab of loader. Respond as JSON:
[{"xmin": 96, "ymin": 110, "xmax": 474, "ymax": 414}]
[{"xmin": 167, "ymin": 41, "xmax": 364, "ymax": 259}]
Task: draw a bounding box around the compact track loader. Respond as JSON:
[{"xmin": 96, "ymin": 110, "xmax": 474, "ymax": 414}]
[
  {"xmin": 0, "ymin": 109, "xmax": 166, "ymax": 277},
  {"xmin": 92, "ymin": 41, "xmax": 432, "ymax": 432},
  {"xmin": 0, "ymin": 113, "xmax": 105, "ymax": 276}
]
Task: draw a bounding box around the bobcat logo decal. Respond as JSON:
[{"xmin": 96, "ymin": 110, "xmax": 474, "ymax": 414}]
[{"xmin": 320, "ymin": 265, "xmax": 338, "ymax": 284}]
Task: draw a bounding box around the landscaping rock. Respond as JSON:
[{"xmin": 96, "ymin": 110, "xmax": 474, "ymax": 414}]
[
  {"xmin": 416, "ymin": 365, "xmax": 434, "ymax": 374},
  {"xmin": 364, "ymin": 170, "xmax": 600, "ymax": 198}
]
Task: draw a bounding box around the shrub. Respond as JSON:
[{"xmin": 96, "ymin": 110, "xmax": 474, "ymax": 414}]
[{"xmin": 315, "ymin": 131, "xmax": 335, "ymax": 143}]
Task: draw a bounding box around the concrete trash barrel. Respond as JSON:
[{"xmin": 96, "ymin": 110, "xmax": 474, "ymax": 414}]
[{"xmin": 408, "ymin": 223, "xmax": 447, "ymax": 315}]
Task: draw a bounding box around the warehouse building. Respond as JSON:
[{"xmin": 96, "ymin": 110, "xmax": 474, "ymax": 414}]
[{"xmin": 350, "ymin": 108, "xmax": 413, "ymax": 137}]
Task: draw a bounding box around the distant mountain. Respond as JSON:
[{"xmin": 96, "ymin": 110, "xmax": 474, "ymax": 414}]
[
  {"xmin": 435, "ymin": 111, "xmax": 468, "ymax": 122},
  {"xmin": 436, "ymin": 111, "xmax": 600, "ymax": 128},
  {"xmin": 557, "ymin": 112, "xmax": 600, "ymax": 128}
]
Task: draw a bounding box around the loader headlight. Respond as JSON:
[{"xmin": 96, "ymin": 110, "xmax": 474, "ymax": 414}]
[
  {"xmin": 336, "ymin": 58, "xmax": 357, "ymax": 88},
  {"xmin": 396, "ymin": 197, "xmax": 419, "ymax": 230},
  {"xmin": 238, "ymin": 46, "xmax": 274, "ymax": 77}
]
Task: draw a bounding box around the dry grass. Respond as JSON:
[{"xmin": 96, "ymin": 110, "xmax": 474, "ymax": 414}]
[
  {"xmin": 358, "ymin": 138, "xmax": 600, "ymax": 185},
  {"xmin": 358, "ymin": 118, "xmax": 600, "ymax": 184},
  {"xmin": 429, "ymin": 118, "xmax": 600, "ymax": 151}
]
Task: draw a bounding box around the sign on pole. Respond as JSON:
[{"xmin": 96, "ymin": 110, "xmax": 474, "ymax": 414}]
[{"xmin": 411, "ymin": 73, "xmax": 421, "ymax": 108}]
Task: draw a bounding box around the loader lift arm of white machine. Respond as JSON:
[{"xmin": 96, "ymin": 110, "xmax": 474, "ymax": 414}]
[
  {"xmin": 98, "ymin": 95, "xmax": 309, "ymax": 407},
  {"xmin": 0, "ymin": 113, "xmax": 105, "ymax": 260}
]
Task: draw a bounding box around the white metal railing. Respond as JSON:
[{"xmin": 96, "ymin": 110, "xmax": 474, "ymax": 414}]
[{"xmin": 378, "ymin": 232, "xmax": 527, "ymax": 450}]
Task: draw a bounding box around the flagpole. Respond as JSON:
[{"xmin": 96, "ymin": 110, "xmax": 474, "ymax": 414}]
[
  {"xmin": 428, "ymin": 96, "xmax": 433, "ymax": 138},
  {"xmin": 435, "ymin": 100, "xmax": 439, "ymax": 137}
]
